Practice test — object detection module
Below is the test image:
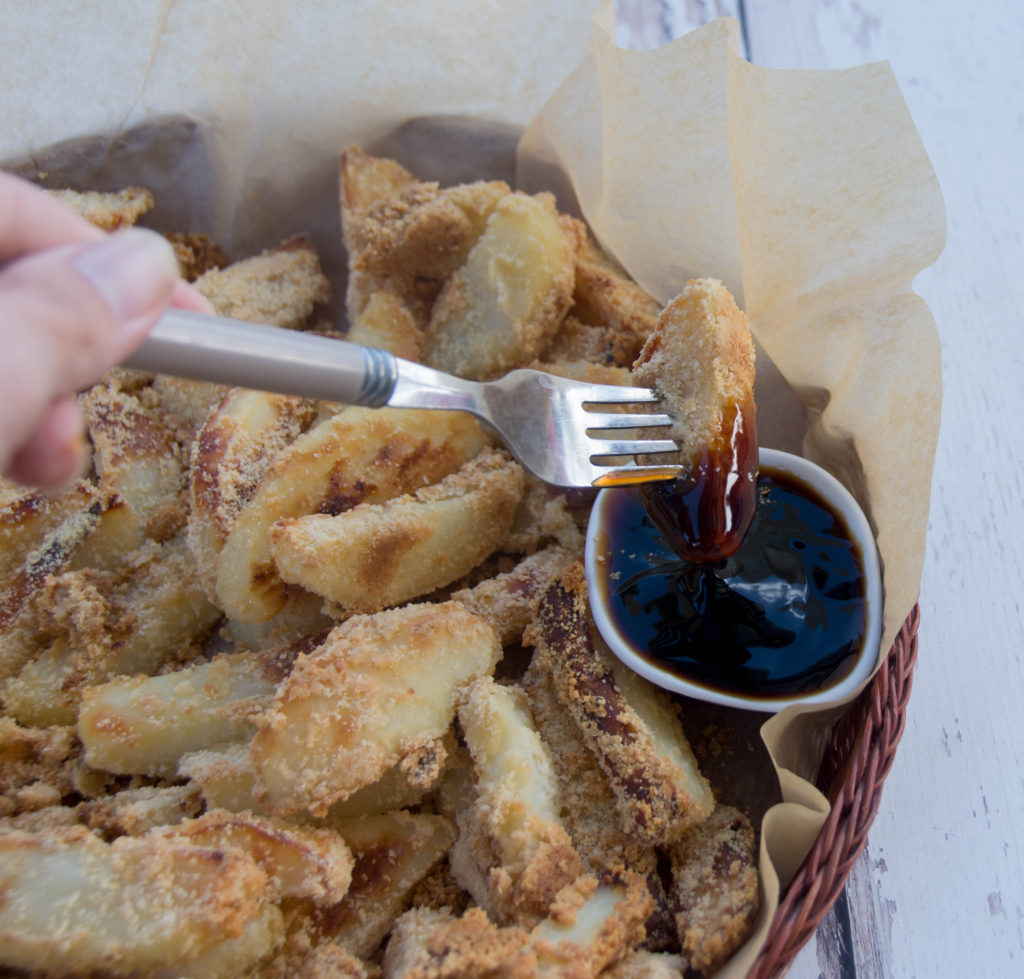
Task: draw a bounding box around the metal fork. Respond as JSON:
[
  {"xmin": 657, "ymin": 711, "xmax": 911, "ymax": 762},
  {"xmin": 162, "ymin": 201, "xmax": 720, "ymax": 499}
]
[{"xmin": 125, "ymin": 309, "xmax": 683, "ymax": 488}]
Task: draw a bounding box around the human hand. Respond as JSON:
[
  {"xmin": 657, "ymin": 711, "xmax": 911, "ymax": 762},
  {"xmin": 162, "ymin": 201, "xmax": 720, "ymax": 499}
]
[{"xmin": 0, "ymin": 172, "xmax": 211, "ymax": 489}]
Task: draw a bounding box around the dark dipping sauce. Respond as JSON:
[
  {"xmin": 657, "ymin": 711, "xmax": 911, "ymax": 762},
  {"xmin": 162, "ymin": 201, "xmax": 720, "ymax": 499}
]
[{"xmin": 596, "ymin": 467, "xmax": 868, "ymax": 700}]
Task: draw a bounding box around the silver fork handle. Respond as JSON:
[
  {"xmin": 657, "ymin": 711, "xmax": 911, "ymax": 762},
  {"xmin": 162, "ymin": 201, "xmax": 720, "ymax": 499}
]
[{"xmin": 124, "ymin": 308, "xmax": 400, "ymax": 407}]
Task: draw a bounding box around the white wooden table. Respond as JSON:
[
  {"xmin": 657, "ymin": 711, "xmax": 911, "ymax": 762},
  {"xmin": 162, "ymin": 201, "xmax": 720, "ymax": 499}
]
[{"xmin": 616, "ymin": 2, "xmax": 1024, "ymax": 976}]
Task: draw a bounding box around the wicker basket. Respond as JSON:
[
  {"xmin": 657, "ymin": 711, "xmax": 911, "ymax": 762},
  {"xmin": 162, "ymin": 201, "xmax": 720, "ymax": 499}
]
[{"xmin": 748, "ymin": 604, "xmax": 921, "ymax": 978}]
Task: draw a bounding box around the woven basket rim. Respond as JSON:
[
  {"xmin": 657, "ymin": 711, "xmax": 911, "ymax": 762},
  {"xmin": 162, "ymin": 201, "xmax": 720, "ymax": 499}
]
[{"xmin": 747, "ymin": 604, "xmax": 921, "ymax": 979}]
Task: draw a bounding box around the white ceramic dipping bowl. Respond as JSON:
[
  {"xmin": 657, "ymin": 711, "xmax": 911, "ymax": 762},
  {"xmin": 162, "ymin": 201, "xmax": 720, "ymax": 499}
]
[{"xmin": 585, "ymin": 448, "xmax": 884, "ymax": 713}]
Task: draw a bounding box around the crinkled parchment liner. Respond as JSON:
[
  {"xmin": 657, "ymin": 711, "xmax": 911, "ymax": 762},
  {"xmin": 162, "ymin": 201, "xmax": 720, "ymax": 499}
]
[{"xmin": 2, "ymin": 6, "xmax": 944, "ymax": 975}]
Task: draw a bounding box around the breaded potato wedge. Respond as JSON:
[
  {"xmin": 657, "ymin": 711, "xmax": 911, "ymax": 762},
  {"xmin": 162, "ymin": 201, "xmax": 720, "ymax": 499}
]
[
  {"xmin": 530, "ymin": 872, "xmax": 653, "ymax": 977},
  {"xmin": 452, "ymin": 675, "xmax": 584, "ymax": 927},
  {"xmin": 522, "ymin": 658, "xmax": 676, "ymax": 951},
  {"xmin": 214, "ymin": 406, "xmax": 488, "ymax": 622},
  {"xmin": 194, "ymin": 233, "xmax": 332, "ymax": 330},
  {"xmin": 78, "ymin": 641, "xmax": 303, "ymax": 777},
  {"xmin": 345, "ymin": 288, "xmax": 424, "ymax": 361},
  {"xmin": 0, "ymin": 488, "xmax": 106, "ymax": 682},
  {"xmin": 666, "ymin": 804, "xmax": 760, "ymax": 976},
  {"xmin": 159, "ymin": 809, "xmax": 354, "ymax": 906},
  {"xmin": 631, "ymin": 278, "xmax": 755, "ymax": 469},
  {"xmin": 315, "ymin": 811, "xmax": 457, "ymax": 959},
  {"xmin": 424, "ymin": 192, "xmax": 585, "ymax": 379},
  {"xmin": 630, "ymin": 281, "xmax": 758, "ymax": 566},
  {"xmin": 383, "ymin": 873, "xmax": 651, "ymax": 979},
  {"xmin": 179, "ymin": 739, "xmax": 436, "ymax": 822},
  {"xmin": 0, "ymin": 480, "xmax": 98, "ymax": 589},
  {"xmin": 340, "ymin": 147, "xmax": 418, "ymax": 239},
  {"xmin": 189, "ymin": 389, "xmax": 317, "ymax": 596},
  {"xmin": 79, "ymin": 784, "xmax": 204, "ymax": 837},
  {"xmin": 0, "ymin": 826, "xmax": 270, "ymax": 974},
  {"xmin": 341, "ymin": 147, "xmax": 509, "ymax": 336},
  {"xmin": 564, "ymin": 235, "xmax": 661, "ymax": 365},
  {"xmin": 525, "ymin": 564, "xmax": 714, "ymax": 845},
  {"xmin": 451, "ymin": 544, "xmax": 576, "ymax": 646},
  {"xmin": 4, "ymin": 537, "xmax": 222, "ymax": 727},
  {"xmin": 81, "ymin": 383, "xmax": 192, "ymax": 549},
  {"xmin": 166, "ymin": 230, "xmax": 228, "ymax": 281},
  {"xmin": 47, "ymin": 186, "xmax": 154, "ymax": 230},
  {"xmin": 251, "ymin": 602, "xmax": 500, "ymax": 816},
  {"xmin": 349, "ymin": 179, "xmax": 510, "ymax": 283},
  {"xmin": 0, "ymin": 719, "xmax": 78, "ymax": 819},
  {"xmin": 270, "ymin": 447, "xmax": 523, "ymax": 614}
]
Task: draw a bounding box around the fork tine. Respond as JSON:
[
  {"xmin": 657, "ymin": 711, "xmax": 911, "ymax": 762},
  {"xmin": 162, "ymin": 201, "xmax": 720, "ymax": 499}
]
[
  {"xmin": 590, "ymin": 438, "xmax": 680, "ymax": 457},
  {"xmin": 591, "ymin": 463, "xmax": 684, "ymax": 487},
  {"xmin": 579, "ymin": 384, "xmax": 662, "ymax": 405},
  {"xmin": 584, "ymin": 411, "xmax": 674, "ymax": 430}
]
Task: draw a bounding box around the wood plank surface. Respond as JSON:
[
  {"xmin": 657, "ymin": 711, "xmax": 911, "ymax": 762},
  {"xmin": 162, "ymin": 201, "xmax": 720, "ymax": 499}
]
[{"xmin": 615, "ymin": 1, "xmax": 1024, "ymax": 976}]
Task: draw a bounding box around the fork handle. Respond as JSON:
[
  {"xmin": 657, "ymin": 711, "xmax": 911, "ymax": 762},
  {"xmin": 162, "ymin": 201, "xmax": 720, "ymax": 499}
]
[{"xmin": 123, "ymin": 308, "xmax": 399, "ymax": 407}]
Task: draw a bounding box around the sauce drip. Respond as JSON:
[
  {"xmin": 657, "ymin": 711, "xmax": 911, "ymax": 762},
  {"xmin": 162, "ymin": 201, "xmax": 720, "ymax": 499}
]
[
  {"xmin": 596, "ymin": 467, "xmax": 868, "ymax": 700},
  {"xmin": 633, "ymin": 398, "xmax": 758, "ymax": 563}
]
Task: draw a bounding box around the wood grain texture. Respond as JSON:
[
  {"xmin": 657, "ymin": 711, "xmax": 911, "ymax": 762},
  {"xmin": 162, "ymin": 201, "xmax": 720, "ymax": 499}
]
[{"xmin": 615, "ymin": 1, "xmax": 1024, "ymax": 976}]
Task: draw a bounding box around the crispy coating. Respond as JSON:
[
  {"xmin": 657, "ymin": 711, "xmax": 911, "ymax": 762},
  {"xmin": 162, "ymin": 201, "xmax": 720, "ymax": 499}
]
[
  {"xmin": 452, "ymin": 676, "xmax": 585, "ymax": 927},
  {"xmin": 78, "ymin": 783, "xmax": 205, "ymax": 838},
  {"xmin": 166, "ymin": 230, "xmax": 229, "ymax": 280},
  {"xmin": 188, "ymin": 389, "xmax": 317, "ymax": 597},
  {"xmin": 0, "ymin": 719, "xmax": 78, "ymax": 819},
  {"xmin": 270, "ymin": 448, "xmax": 524, "ymax": 614},
  {"xmin": 194, "ymin": 234, "xmax": 332, "ymax": 330},
  {"xmin": 565, "ymin": 236, "xmax": 661, "ymax": 365},
  {"xmin": 666, "ymin": 804, "xmax": 761, "ymax": 976},
  {"xmin": 451, "ymin": 544, "xmax": 576, "ymax": 647},
  {"xmin": 631, "ymin": 278, "xmax": 755, "ymax": 469},
  {"xmin": 525, "ymin": 564, "xmax": 714, "ymax": 846},
  {"xmin": 312, "ymin": 811, "xmax": 457, "ymax": 959},
  {"xmin": 341, "ymin": 146, "xmax": 509, "ymax": 347},
  {"xmin": 521, "ymin": 660, "xmax": 677, "ymax": 952},
  {"xmin": 48, "ymin": 186, "xmax": 154, "ymax": 230},
  {"xmin": 251, "ymin": 602, "xmax": 500, "ymax": 817},
  {"xmin": 4, "ymin": 536, "xmax": 221, "ymax": 727},
  {"xmin": 0, "ymin": 825, "xmax": 272, "ymax": 973},
  {"xmin": 384, "ymin": 871, "xmax": 653, "ymax": 979},
  {"xmin": 424, "ymin": 193, "xmax": 585, "ymax": 379},
  {"xmin": 213, "ymin": 406, "xmax": 488, "ymax": 622}
]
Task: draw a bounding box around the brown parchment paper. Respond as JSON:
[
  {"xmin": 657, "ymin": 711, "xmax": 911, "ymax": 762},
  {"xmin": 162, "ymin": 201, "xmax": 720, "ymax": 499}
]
[{"xmin": 2, "ymin": 4, "xmax": 944, "ymax": 975}]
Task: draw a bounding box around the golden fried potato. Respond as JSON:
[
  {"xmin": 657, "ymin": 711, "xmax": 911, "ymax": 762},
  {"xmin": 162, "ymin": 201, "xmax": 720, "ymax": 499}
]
[
  {"xmin": 251, "ymin": 602, "xmax": 500, "ymax": 817},
  {"xmin": 194, "ymin": 234, "xmax": 332, "ymax": 330},
  {"xmin": 424, "ymin": 192, "xmax": 585, "ymax": 380},
  {"xmin": 452, "ymin": 675, "xmax": 584, "ymax": 927},
  {"xmin": 0, "ymin": 826, "xmax": 273, "ymax": 974},
  {"xmin": 0, "ymin": 486, "xmax": 105, "ymax": 682},
  {"xmin": 314, "ymin": 811, "xmax": 457, "ymax": 960},
  {"xmin": 451, "ymin": 544, "xmax": 576, "ymax": 647},
  {"xmin": 159, "ymin": 809, "xmax": 354, "ymax": 906},
  {"xmin": 78, "ymin": 643, "xmax": 299, "ymax": 777},
  {"xmin": 188, "ymin": 389, "xmax": 317, "ymax": 597},
  {"xmin": 525, "ymin": 564, "xmax": 714, "ymax": 845},
  {"xmin": 47, "ymin": 186, "xmax": 154, "ymax": 230},
  {"xmin": 81, "ymin": 382, "xmax": 192, "ymax": 550},
  {"xmin": 270, "ymin": 447, "xmax": 524, "ymax": 614},
  {"xmin": 4, "ymin": 537, "xmax": 221, "ymax": 727},
  {"xmin": 345, "ymin": 288, "xmax": 424, "ymax": 361},
  {"xmin": 214, "ymin": 406, "xmax": 488, "ymax": 622},
  {"xmin": 666, "ymin": 804, "xmax": 760, "ymax": 976}
]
